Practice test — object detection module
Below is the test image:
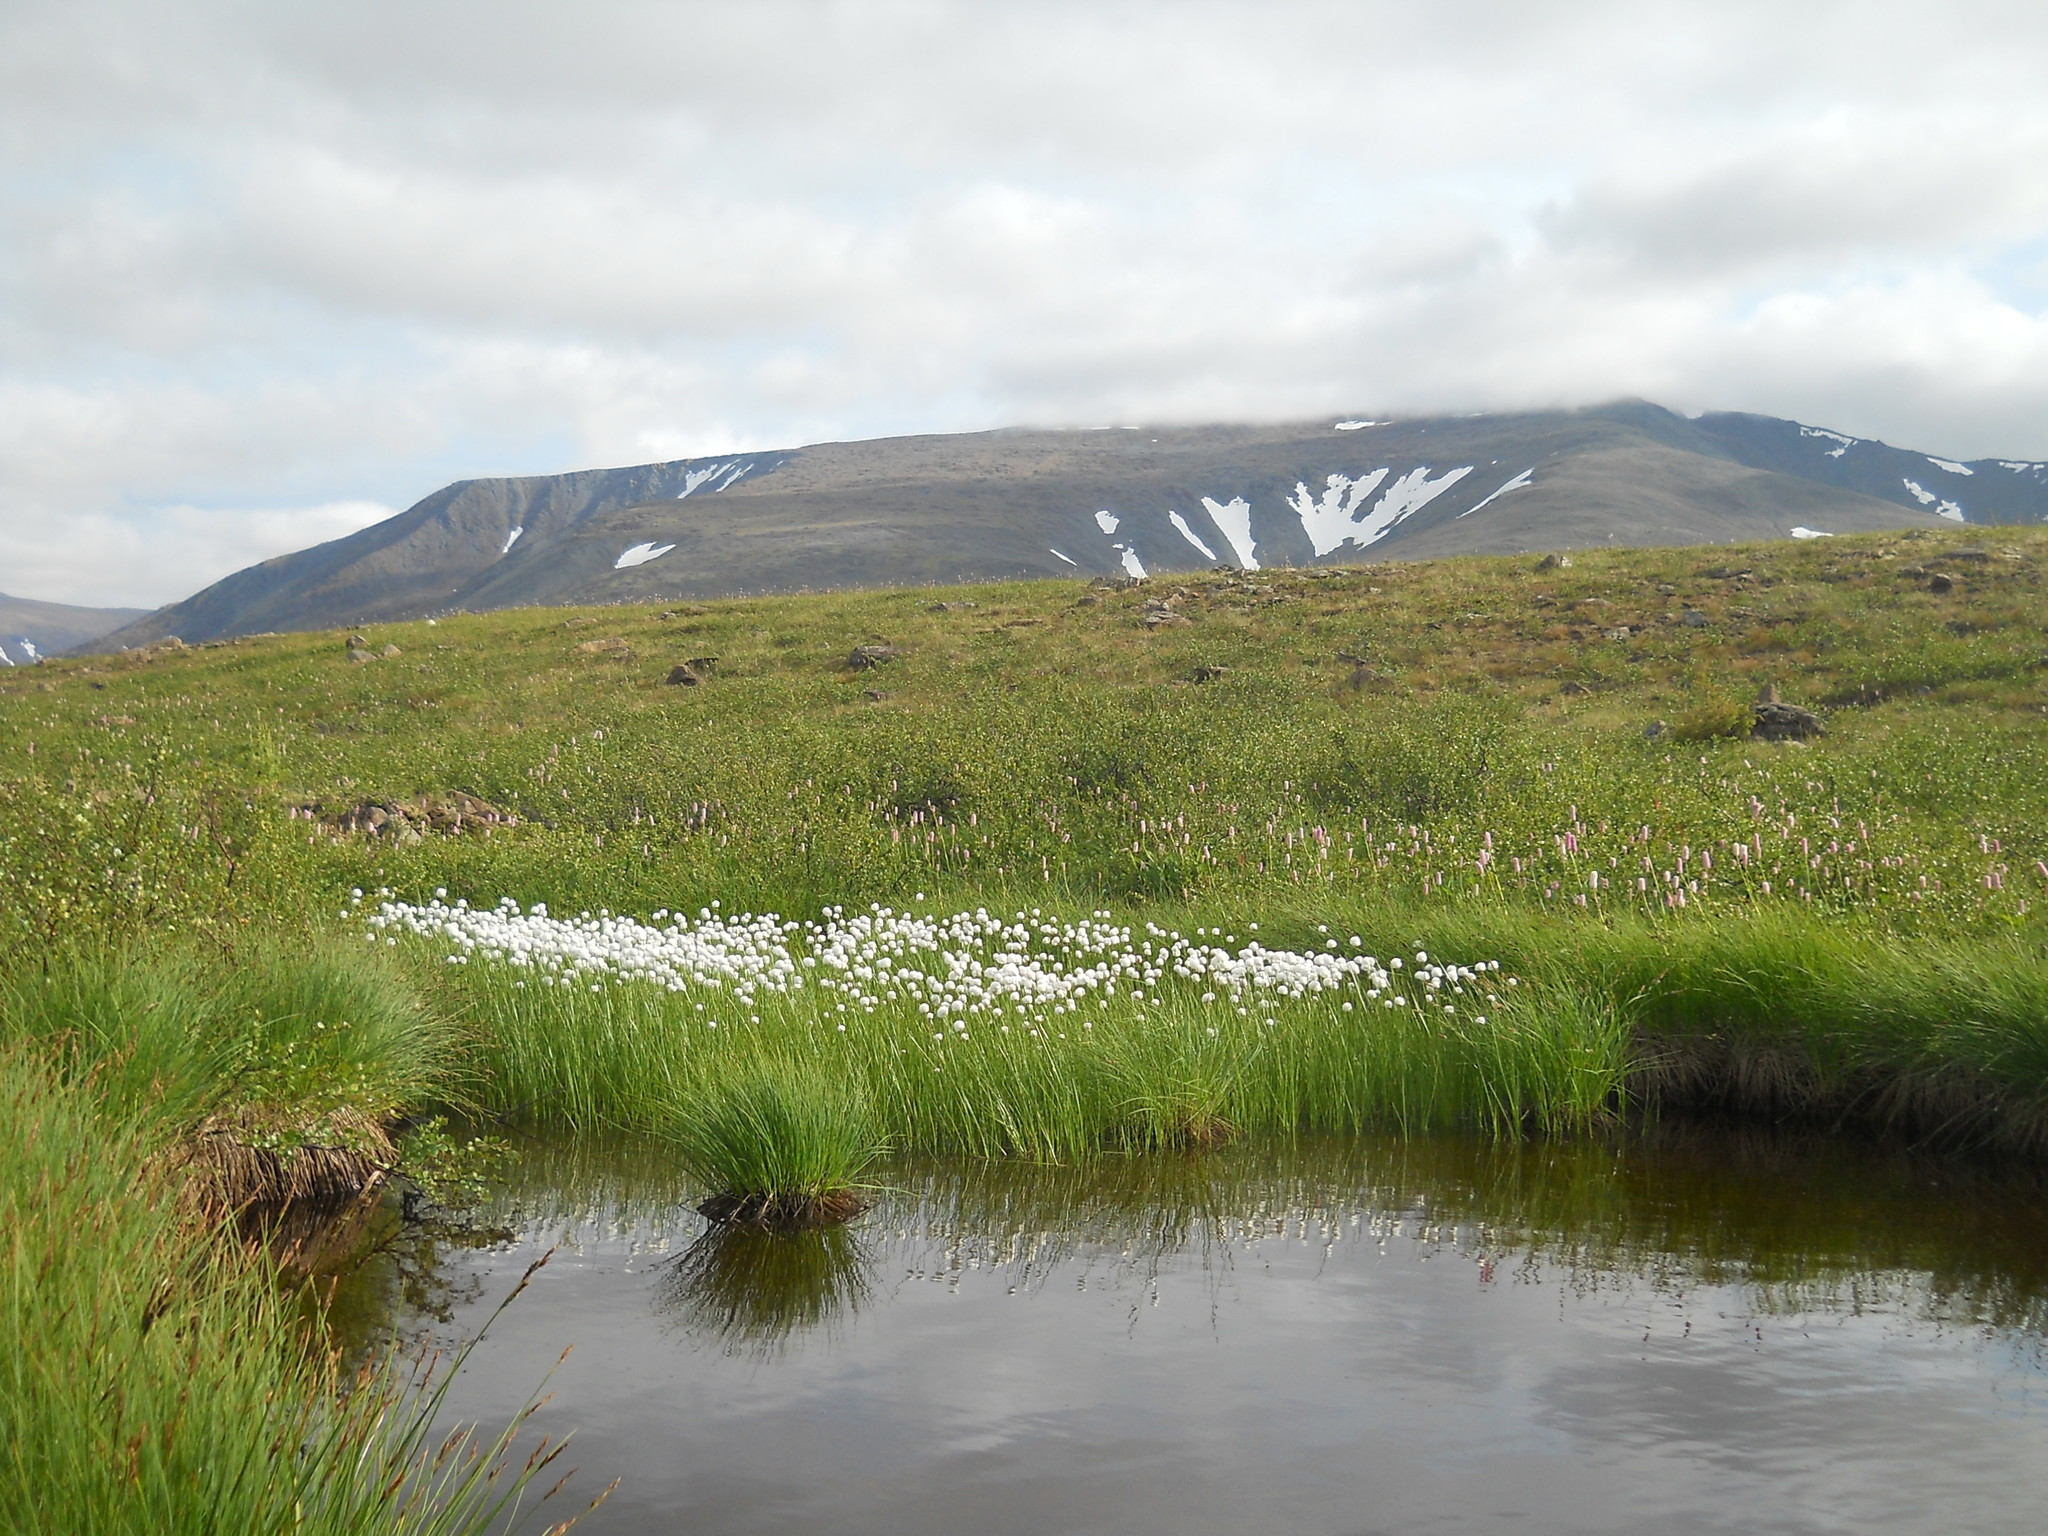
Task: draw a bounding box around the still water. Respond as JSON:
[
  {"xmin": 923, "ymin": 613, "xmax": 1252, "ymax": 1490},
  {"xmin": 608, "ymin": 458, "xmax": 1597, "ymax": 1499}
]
[{"xmin": 335, "ymin": 1127, "xmax": 2048, "ymax": 1535}]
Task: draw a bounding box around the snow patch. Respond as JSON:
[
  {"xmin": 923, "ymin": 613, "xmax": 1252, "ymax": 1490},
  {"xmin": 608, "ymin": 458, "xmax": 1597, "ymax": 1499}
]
[
  {"xmin": 1333, "ymin": 420, "xmax": 1381, "ymax": 431},
  {"xmin": 1997, "ymin": 461, "xmax": 2045, "ymax": 474},
  {"xmin": 1902, "ymin": 478, "xmax": 1936, "ymax": 505},
  {"xmin": 1048, "ymin": 547, "xmax": 1078, "ymax": 568},
  {"xmin": 1114, "ymin": 544, "xmax": 1148, "ymax": 579},
  {"xmin": 614, "ymin": 541, "xmax": 676, "ymax": 569},
  {"xmin": 501, "ymin": 526, "xmax": 523, "ymax": 555},
  {"xmin": 1800, "ymin": 426, "xmax": 1856, "ymax": 458},
  {"xmin": 1094, "ymin": 509, "xmax": 1121, "ymax": 536},
  {"xmin": 1199, "ymin": 496, "xmax": 1259, "ymax": 569},
  {"xmin": 1927, "ymin": 457, "xmax": 1974, "ymax": 476},
  {"xmin": 0, "ymin": 644, "xmax": 12, "ymax": 666},
  {"xmin": 1290, "ymin": 466, "xmax": 1473, "ymax": 555},
  {"xmin": 16, "ymin": 639, "xmax": 39, "ymax": 662},
  {"xmin": 1457, "ymin": 467, "xmax": 1534, "ymax": 518},
  {"xmin": 1938, "ymin": 501, "xmax": 1965, "ymax": 522},
  {"xmin": 1789, "ymin": 526, "xmax": 1833, "ymax": 539},
  {"xmin": 1167, "ymin": 510, "xmax": 1218, "ymax": 561},
  {"xmin": 675, "ymin": 460, "xmax": 758, "ymax": 499}
]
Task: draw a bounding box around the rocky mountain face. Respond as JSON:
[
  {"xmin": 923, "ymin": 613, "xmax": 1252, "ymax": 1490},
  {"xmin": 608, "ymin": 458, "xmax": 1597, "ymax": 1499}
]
[
  {"xmin": 0, "ymin": 592, "xmax": 149, "ymax": 664},
  {"xmin": 88, "ymin": 401, "xmax": 2041, "ymax": 650}
]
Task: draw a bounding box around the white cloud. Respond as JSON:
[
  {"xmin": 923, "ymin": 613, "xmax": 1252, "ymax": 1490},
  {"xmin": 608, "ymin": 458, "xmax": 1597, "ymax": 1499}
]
[{"xmin": 5, "ymin": 1, "xmax": 2048, "ymax": 605}]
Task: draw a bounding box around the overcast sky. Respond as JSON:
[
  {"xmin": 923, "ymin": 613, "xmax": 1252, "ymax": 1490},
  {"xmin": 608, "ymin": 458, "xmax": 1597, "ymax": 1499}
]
[{"xmin": 6, "ymin": 0, "xmax": 2048, "ymax": 607}]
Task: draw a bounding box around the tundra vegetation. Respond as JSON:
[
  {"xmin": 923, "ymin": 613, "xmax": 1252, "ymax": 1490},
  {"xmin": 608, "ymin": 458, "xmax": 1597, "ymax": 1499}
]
[{"xmin": 2, "ymin": 525, "xmax": 2046, "ymax": 1525}]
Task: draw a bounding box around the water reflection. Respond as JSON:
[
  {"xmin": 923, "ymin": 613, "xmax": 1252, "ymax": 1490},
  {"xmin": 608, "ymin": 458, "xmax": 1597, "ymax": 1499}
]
[{"xmin": 657, "ymin": 1221, "xmax": 873, "ymax": 1355}]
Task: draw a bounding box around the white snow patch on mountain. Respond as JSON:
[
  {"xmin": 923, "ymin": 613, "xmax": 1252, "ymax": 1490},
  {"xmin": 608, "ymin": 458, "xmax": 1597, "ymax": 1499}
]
[
  {"xmin": 1800, "ymin": 427, "xmax": 1857, "ymax": 458},
  {"xmin": 1094, "ymin": 509, "xmax": 1121, "ymax": 535},
  {"xmin": 614, "ymin": 541, "xmax": 676, "ymax": 569},
  {"xmin": 1902, "ymin": 478, "xmax": 1937, "ymax": 505},
  {"xmin": 1997, "ymin": 461, "xmax": 2046, "ymax": 474},
  {"xmin": 0, "ymin": 645, "xmax": 12, "ymax": 666},
  {"xmin": 1293, "ymin": 466, "xmax": 1473, "ymax": 554},
  {"xmin": 1333, "ymin": 420, "xmax": 1382, "ymax": 431},
  {"xmin": 1048, "ymin": 547, "xmax": 1078, "ymax": 567},
  {"xmin": 1167, "ymin": 510, "xmax": 1218, "ymax": 561},
  {"xmin": 675, "ymin": 460, "xmax": 756, "ymax": 499},
  {"xmin": 501, "ymin": 526, "xmax": 523, "ymax": 555},
  {"xmin": 1289, "ymin": 470, "xmax": 1389, "ymax": 556},
  {"xmin": 1938, "ymin": 501, "xmax": 1965, "ymax": 522},
  {"xmin": 16, "ymin": 639, "xmax": 39, "ymax": 662},
  {"xmin": 1927, "ymin": 457, "xmax": 1974, "ymax": 476},
  {"xmin": 1200, "ymin": 496, "xmax": 1259, "ymax": 569},
  {"xmin": 1114, "ymin": 543, "xmax": 1147, "ymax": 579},
  {"xmin": 1790, "ymin": 526, "xmax": 1833, "ymax": 539},
  {"xmin": 1457, "ymin": 467, "xmax": 1534, "ymax": 518}
]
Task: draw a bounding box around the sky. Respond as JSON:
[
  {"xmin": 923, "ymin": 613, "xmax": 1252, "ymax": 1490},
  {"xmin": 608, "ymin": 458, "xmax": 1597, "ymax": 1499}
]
[{"xmin": 6, "ymin": 0, "xmax": 2048, "ymax": 609}]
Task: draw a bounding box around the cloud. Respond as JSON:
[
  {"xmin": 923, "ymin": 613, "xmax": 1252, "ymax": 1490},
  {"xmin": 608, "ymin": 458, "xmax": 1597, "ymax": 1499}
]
[{"xmin": 6, "ymin": 1, "xmax": 2048, "ymax": 605}]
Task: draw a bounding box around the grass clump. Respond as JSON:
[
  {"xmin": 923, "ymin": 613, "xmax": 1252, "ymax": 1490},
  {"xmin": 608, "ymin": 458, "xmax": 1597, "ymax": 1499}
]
[{"xmin": 671, "ymin": 1056, "xmax": 889, "ymax": 1226}]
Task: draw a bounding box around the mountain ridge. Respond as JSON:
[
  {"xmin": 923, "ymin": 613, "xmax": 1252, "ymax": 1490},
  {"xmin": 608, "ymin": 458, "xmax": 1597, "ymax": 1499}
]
[{"xmin": 85, "ymin": 401, "xmax": 2043, "ymax": 651}]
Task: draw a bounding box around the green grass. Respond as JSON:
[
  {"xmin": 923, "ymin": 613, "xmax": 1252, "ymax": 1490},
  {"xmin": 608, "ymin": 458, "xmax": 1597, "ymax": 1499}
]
[
  {"xmin": 3, "ymin": 526, "xmax": 2047, "ymax": 1521},
  {"xmin": 668, "ymin": 1056, "xmax": 889, "ymax": 1221},
  {"xmin": 0, "ymin": 1056, "xmax": 600, "ymax": 1535}
]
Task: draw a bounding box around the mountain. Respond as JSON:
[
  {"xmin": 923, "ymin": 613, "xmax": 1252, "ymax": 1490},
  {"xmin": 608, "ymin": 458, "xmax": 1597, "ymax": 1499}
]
[
  {"xmin": 0, "ymin": 592, "xmax": 149, "ymax": 665},
  {"xmin": 88, "ymin": 400, "xmax": 2043, "ymax": 651}
]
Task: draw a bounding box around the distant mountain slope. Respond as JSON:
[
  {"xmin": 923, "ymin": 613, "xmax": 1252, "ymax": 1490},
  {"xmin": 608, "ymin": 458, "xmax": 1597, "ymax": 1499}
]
[
  {"xmin": 0, "ymin": 592, "xmax": 148, "ymax": 664},
  {"xmin": 92, "ymin": 401, "xmax": 2033, "ymax": 650}
]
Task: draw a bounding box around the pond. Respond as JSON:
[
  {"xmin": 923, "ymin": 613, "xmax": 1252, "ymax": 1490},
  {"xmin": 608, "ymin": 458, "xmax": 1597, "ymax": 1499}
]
[{"xmin": 331, "ymin": 1125, "xmax": 2048, "ymax": 1535}]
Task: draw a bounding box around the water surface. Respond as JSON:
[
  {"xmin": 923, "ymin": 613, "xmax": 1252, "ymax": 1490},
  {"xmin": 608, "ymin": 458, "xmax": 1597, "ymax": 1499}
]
[{"xmin": 336, "ymin": 1127, "xmax": 2048, "ymax": 1535}]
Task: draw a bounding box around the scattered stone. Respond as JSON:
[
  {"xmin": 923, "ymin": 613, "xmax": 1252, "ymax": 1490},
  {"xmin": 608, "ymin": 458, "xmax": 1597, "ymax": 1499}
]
[
  {"xmin": 1537, "ymin": 554, "xmax": 1573, "ymax": 570},
  {"xmin": 1657, "ymin": 584, "xmax": 1677, "ymax": 596},
  {"xmin": 1680, "ymin": 609, "xmax": 1710, "ymax": 627},
  {"xmin": 929, "ymin": 600, "xmax": 979, "ymax": 612},
  {"xmin": 1643, "ymin": 720, "xmax": 1668, "ymax": 740},
  {"xmin": 1191, "ymin": 665, "xmax": 1230, "ymax": 683},
  {"xmin": 849, "ymin": 644, "xmax": 901, "ymax": 669},
  {"xmin": 347, "ymin": 649, "xmax": 374, "ymax": 664},
  {"xmin": 1753, "ymin": 697, "xmax": 1826, "ymax": 741},
  {"xmin": 299, "ymin": 792, "xmax": 516, "ymax": 840},
  {"xmin": 1928, "ymin": 572, "xmax": 1955, "ymax": 593},
  {"xmin": 862, "ymin": 688, "xmax": 888, "ymax": 702},
  {"xmin": 379, "ymin": 644, "xmax": 402, "ymax": 658},
  {"xmin": 664, "ymin": 663, "xmax": 704, "ymax": 686},
  {"xmin": 1558, "ymin": 681, "xmax": 1591, "ymax": 696},
  {"xmin": 1604, "ymin": 626, "xmax": 1632, "ymax": 641},
  {"xmin": 1142, "ymin": 602, "xmax": 1189, "ymax": 629},
  {"xmin": 345, "ymin": 633, "xmax": 368, "ymax": 649}
]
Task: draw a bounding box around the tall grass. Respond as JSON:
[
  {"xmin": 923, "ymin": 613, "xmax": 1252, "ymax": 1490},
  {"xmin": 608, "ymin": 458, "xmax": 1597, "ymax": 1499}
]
[
  {"xmin": 669, "ymin": 1055, "xmax": 889, "ymax": 1222},
  {"xmin": 438, "ymin": 954, "xmax": 1630, "ymax": 1160},
  {"xmin": 0, "ymin": 1057, "xmax": 599, "ymax": 1535}
]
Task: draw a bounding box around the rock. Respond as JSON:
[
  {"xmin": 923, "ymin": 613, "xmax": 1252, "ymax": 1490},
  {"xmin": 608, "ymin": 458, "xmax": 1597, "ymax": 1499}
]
[
  {"xmin": 1142, "ymin": 607, "xmax": 1189, "ymax": 629},
  {"xmin": 380, "ymin": 644, "xmax": 402, "ymax": 658},
  {"xmin": 686, "ymin": 655, "xmax": 718, "ymax": 673},
  {"xmin": 1940, "ymin": 548, "xmax": 1990, "ymax": 562},
  {"xmin": 1604, "ymin": 626, "xmax": 1632, "ymax": 641},
  {"xmin": 1657, "ymin": 584, "xmax": 1677, "ymax": 596},
  {"xmin": 1758, "ymin": 683, "xmax": 1781, "ymax": 704},
  {"xmin": 1191, "ymin": 665, "xmax": 1230, "ymax": 683},
  {"xmin": 862, "ymin": 688, "xmax": 888, "ymax": 702},
  {"xmin": 1680, "ymin": 609, "xmax": 1710, "ymax": 627},
  {"xmin": 1753, "ymin": 700, "xmax": 1825, "ymax": 741},
  {"xmin": 850, "ymin": 644, "xmax": 901, "ymax": 669},
  {"xmin": 664, "ymin": 663, "xmax": 703, "ymax": 686},
  {"xmin": 1558, "ymin": 681, "xmax": 1590, "ymax": 696},
  {"xmin": 1537, "ymin": 554, "xmax": 1573, "ymax": 570},
  {"xmin": 1928, "ymin": 572, "xmax": 1955, "ymax": 593},
  {"xmin": 929, "ymin": 600, "xmax": 978, "ymax": 612},
  {"xmin": 347, "ymin": 649, "xmax": 374, "ymax": 664},
  {"xmin": 345, "ymin": 633, "xmax": 368, "ymax": 649},
  {"xmin": 1643, "ymin": 720, "xmax": 1668, "ymax": 740}
]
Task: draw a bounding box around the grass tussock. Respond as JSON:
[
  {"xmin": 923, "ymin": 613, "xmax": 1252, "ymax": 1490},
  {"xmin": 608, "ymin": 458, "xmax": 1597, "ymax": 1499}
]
[{"xmin": 670, "ymin": 1057, "xmax": 889, "ymax": 1225}]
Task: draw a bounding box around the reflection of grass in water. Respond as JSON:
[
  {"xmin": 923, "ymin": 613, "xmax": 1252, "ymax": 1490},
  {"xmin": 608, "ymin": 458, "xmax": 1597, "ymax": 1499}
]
[{"xmin": 658, "ymin": 1221, "xmax": 872, "ymax": 1354}]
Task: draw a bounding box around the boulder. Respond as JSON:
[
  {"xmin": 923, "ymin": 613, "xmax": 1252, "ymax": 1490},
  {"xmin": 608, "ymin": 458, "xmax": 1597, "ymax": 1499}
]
[
  {"xmin": 849, "ymin": 645, "xmax": 900, "ymax": 669},
  {"xmin": 1752, "ymin": 700, "xmax": 1825, "ymax": 741}
]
